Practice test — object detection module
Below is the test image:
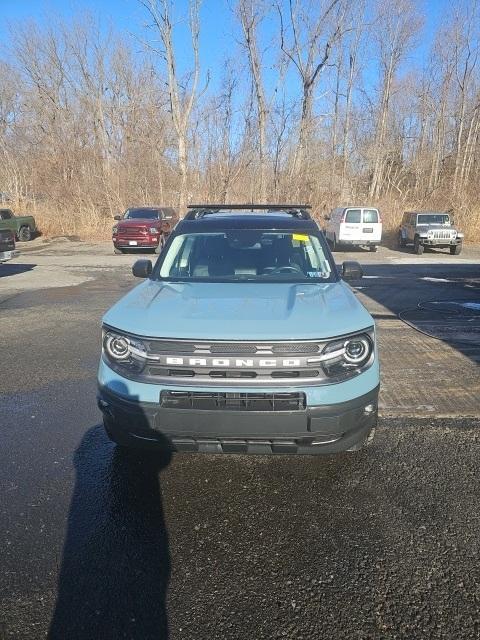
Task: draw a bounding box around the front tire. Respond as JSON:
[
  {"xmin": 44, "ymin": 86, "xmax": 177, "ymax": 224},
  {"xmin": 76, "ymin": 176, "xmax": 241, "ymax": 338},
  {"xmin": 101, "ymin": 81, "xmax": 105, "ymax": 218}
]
[
  {"xmin": 414, "ymin": 237, "xmax": 424, "ymax": 255},
  {"xmin": 369, "ymin": 245, "xmax": 378, "ymax": 252},
  {"xmin": 114, "ymin": 247, "xmax": 124, "ymax": 255},
  {"xmin": 450, "ymin": 243, "xmax": 462, "ymax": 255},
  {"xmin": 18, "ymin": 226, "xmax": 32, "ymax": 242}
]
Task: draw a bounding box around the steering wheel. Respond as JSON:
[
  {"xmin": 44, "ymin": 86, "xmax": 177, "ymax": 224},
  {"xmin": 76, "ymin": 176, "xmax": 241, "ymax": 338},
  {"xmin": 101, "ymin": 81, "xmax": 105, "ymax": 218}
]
[{"xmin": 267, "ymin": 265, "xmax": 303, "ymax": 275}]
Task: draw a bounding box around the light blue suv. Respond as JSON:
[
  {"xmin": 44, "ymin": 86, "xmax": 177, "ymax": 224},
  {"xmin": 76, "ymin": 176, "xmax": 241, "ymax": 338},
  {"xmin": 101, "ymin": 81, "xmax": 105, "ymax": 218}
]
[{"xmin": 97, "ymin": 205, "xmax": 379, "ymax": 454}]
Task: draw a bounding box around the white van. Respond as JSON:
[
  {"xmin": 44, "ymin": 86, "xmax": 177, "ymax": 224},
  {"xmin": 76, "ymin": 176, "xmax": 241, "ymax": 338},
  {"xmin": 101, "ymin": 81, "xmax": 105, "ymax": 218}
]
[{"xmin": 324, "ymin": 207, "xmax": 382, "ymax": 252}]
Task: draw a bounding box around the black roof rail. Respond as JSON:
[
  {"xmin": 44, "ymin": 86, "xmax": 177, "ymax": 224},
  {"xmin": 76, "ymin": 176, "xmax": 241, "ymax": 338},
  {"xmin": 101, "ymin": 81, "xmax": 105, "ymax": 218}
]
[{"xmin": 185, "ymin": 203, "xmax": 312, "ymax": 220}]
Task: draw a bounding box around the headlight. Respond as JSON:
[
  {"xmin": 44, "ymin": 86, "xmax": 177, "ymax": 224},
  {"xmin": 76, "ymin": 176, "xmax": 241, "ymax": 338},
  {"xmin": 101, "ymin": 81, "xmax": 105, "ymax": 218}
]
[
  {"xmin": 344, "ymin": 336, "xmax": 370, "ymax": 364},
  {"xmin": 102, "ymin": 329, "xmax": 147, "ymax": 372},
  {"xmin": 319, "ymin": 332, "xmax": 374, "ymax": 380},
  {"xmin": 112, "ymin": 225, "xmax": 118, "ymax": 233},
  {"xmin": 149, "ymin": 227, "xmax": 158, "ymax": 234}
]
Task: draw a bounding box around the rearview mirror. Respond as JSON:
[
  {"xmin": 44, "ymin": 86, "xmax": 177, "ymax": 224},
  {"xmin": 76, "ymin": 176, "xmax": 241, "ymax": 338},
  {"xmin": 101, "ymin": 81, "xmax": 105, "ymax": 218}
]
[
  {"xmin": 341, "ymin": 261, "xmax": 363, "ymax": 280},
  {"xmin": 132, "ymin": 259, "xmax": 153, "ymax": 278},
  {"xmin": 113, "ymin": 215, "xmax": 122, "ymax": 220}
]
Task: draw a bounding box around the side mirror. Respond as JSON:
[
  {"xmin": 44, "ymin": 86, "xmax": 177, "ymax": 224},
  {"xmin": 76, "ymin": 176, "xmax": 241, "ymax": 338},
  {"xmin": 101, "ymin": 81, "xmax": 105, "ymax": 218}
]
[
  {"xmin": 132, "ymin": 259, "xmax": 152, "ymax": 278},
  {"xmin": 113, "ymin": 215, "xmax": 122, "ymax": 221},
  {"xmin": 341, "ymin": 261, "xmax": 363, "ymax": 280},
  {"xmin": 323, "ymin": 215, "xmax": 330, "ymax": 221}
]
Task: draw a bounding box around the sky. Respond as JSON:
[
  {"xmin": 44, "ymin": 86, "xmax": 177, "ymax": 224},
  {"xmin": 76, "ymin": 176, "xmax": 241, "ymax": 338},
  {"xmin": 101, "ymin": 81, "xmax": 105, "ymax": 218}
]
[{"xmin": 0, "ymin": 0, "xmax": 454, "ymax": 100}]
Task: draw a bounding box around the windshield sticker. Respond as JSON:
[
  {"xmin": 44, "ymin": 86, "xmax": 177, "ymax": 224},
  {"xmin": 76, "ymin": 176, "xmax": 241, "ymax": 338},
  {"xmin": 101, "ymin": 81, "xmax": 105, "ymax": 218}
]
[
  {"xmin": 307, "ymin": 271, "xmax": 325, "ymax": 278},
  {"xmin": 292, "ymin": 233, "xmax": 309, "ymax": 242}
]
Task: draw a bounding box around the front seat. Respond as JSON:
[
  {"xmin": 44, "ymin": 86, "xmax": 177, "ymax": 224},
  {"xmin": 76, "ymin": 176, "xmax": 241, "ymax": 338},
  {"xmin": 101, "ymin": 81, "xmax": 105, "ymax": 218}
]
[{"xmin": 206, "ymin": 236, "xmax": 235, "ymax": 277}]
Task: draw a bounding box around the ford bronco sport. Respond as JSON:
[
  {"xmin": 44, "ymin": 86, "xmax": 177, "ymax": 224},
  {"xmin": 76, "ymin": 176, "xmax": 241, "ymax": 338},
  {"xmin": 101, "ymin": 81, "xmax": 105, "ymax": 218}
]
[{"xmin": 98, "ymin": 204, "xmax": 379, "ymax": 454}]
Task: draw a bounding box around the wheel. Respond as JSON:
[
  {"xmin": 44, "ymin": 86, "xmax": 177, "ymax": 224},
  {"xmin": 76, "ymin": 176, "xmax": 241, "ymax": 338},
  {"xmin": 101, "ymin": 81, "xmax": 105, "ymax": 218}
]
[
  {"xmin": 413, "ymin": 237, "xmax": 424, "ymax": 255},
  {"xmin": 114, "ymin": 247, "xmax": 124, "ymax": 254},
  {"xmin": 450, "ymin": 243, "xmax": 462, "ymax": 255},
  {"xmin": 398, "ymin": 232, "xmax": 406, "ymax": 248},
  {"xmin": 369, "ymin": 245, "xmax": 378, "ymax": 252},
  {"xmin": 17, "ymin": 226, "xmax": 32, "ymax": 242}
]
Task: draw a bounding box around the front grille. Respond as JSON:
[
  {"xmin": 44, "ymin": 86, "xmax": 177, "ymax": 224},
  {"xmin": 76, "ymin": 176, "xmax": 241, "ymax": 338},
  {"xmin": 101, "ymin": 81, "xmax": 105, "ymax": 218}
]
[
  {"xmin": 160, "ymin": 391, "xmax": 306, "ymax": 411},
  {"xmin": 118, "ymin": 226, "xmax": 147, "ymax": 235},
  {"xmin": 139, "ymin": 337, "xmax": 329, "ymax": 385},
  {"xmin": 147, "ymin": 339, "xmax": 321, "ymax": 356},
  {"xmin": 432, "ymin": 230, "xmax": 455, "ymax": 239}
]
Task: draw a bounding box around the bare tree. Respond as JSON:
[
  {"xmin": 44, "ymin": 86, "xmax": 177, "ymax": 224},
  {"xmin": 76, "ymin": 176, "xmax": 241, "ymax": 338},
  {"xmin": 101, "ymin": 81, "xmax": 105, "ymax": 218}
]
[
  {"xmin": 368, "ymin": 0, "xmax": 422, "ymax": 199},
  {"xmin": 237, "ymin": 0, "xmax": 268, "ymax": 202},
  {"xmin": 277, "ymin": 0, "xmax": 348, "ymax": 174},
  {"xmin": 140, "ymin": 0, "xmax": 205, "ymax": 212}
]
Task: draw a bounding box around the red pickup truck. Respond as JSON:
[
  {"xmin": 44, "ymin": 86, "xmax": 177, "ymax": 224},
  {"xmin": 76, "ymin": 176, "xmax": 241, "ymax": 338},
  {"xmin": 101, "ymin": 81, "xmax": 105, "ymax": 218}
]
[{"xmin": 112, "ymin": 206, "xmax": 177, "ymax": 254}]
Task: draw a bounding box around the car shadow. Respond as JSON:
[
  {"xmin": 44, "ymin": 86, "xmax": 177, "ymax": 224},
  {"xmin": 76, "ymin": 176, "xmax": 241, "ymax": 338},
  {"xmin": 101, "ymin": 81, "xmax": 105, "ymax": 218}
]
[
  {"xmin": 348, "ymin": 261, "xmax": 480, "ymax": 367},
  {"xmin": 48, "ymin": 422, "xmax": 172, "ymax": 640},
  {"xmin": 0, "ymin": 263, "xmax": 36, "ymax": 277}
]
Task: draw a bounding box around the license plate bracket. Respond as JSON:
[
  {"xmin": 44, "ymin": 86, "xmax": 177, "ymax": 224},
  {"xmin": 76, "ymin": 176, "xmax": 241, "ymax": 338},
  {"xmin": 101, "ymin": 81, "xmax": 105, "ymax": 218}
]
[{"xmin": 129, "ymin": 240, "xmax": 138, "ymax": 245}]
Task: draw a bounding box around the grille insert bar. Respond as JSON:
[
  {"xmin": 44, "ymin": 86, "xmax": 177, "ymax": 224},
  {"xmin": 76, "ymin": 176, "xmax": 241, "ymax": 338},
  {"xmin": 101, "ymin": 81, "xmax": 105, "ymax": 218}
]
[{"xmin": 160, "ymin": 391, "xmax": 306, "ymax": 411}]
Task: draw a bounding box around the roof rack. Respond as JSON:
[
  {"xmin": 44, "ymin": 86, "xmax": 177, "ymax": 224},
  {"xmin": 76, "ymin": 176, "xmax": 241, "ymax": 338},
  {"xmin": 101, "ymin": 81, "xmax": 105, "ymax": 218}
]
[{"xmin": 185, "ymin": 203, "xmax": 312, "ymax": 220}]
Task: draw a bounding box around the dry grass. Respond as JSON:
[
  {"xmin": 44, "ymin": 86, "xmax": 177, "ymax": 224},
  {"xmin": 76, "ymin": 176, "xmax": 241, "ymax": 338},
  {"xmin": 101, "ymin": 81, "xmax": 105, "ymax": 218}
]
[{"xmin": 15, "ymin": 189, "xmax": 480, "ymax": 245}]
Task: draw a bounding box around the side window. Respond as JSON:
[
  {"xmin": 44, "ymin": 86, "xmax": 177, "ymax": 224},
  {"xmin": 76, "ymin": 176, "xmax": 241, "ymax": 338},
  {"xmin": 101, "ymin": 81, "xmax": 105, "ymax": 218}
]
[
  {"xmin": 0, "ymin": 210, "xmax": 12, "ymax": 220},
  {"xmin": 411, "ymin": 215, "xmax": 417, "ymax": 226},
  {"xmin": 345, "ymin": 209, "xmax": 361, "ymax": 223}
]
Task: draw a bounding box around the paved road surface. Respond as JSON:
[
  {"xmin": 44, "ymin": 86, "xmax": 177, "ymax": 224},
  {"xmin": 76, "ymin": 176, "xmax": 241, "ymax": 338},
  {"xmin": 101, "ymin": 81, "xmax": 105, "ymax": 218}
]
[{"xmin": 1, "ymin": 240, "xmax": 479, "ymax": 639}]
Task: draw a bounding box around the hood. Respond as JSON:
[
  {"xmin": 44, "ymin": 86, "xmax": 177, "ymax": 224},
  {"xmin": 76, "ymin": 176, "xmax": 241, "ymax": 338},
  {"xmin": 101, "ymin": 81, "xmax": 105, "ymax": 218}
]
[
  {"xmin": 417, "ymin": 223, "xmax": 454, "ymax": 230},
  {"xmin": 103, "ymin": 280, "xmax": 373, "ymax": 341},
  {"xmin": 116, "ymin": 219, "xmax": 161, "ymax": 227}
]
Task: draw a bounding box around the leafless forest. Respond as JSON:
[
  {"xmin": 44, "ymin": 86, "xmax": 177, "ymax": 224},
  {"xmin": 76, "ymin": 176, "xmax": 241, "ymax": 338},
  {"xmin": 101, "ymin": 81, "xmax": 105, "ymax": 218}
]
[{"xmin": 1, "ymin": 0, "xmax": 480, "ymax": 241}]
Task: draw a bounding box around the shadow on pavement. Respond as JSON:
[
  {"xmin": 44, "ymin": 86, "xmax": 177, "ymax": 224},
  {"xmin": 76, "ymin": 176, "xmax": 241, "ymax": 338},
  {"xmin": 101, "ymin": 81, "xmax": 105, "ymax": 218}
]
[
  {"xmin": 0, "ymin": 263, "xmax": 36, "ymax": 277},
  {"xmin": 48, "ymin": 424, "xmax": 171, "ymax": 640}
]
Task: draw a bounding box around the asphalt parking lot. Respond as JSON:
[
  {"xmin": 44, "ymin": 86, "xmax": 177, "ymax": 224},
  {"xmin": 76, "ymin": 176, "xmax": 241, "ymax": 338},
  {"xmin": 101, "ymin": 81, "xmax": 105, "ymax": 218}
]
[{"xmin": 1, "ymin": 240, "xmax": 480, "ymax": 639}]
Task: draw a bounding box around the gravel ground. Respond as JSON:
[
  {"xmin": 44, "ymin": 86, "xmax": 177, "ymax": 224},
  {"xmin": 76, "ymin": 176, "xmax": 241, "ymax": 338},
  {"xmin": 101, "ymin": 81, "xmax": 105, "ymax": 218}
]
[{"xmin": 0, "ymin": 239, "xmax": 479, "ymax": 639}]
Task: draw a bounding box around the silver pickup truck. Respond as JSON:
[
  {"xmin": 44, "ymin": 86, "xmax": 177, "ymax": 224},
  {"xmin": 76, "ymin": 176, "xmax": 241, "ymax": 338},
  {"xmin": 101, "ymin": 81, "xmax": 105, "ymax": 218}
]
[{"xmin": 399, "ymin": 211, "xmax": 463, "ymax": 255}]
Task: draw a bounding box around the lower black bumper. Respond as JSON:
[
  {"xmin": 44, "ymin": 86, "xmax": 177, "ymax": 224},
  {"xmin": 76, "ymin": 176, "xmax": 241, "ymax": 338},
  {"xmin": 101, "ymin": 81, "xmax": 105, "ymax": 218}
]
[{"xmin": 97, "ymin": 385, "xmax": 379, "ymax": 454}]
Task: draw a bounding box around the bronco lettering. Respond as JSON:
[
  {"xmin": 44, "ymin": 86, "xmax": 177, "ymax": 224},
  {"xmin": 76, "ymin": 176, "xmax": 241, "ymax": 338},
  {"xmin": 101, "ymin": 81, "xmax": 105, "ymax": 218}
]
[{"xmin": 164, "ymin": 357, "xmax": 302, "ymax": 368}]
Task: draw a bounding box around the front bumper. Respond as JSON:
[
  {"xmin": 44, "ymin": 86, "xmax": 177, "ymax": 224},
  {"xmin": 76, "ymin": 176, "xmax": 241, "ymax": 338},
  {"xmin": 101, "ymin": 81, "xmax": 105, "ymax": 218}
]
[
  {"xmin": 339, "ymin": 239, "xmax": 380, "ymax": 246},
  {"xmin": 97, "ymin": 384, "xmax": 379, "ymax": 454},
  {"xmin": 419, "ymin": 238, "xmax": 461, "ymax": 246},
  {"xmin": 0, "ymin": 249, "xmax": 19, "ymax": 263},
  {"xmin": 113, "ymin": 238, "xmax": 159, "ymax": 248}
]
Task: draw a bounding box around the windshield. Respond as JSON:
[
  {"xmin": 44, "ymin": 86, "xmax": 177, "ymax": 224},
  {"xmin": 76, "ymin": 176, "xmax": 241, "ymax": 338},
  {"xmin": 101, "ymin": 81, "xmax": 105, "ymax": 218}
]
[
  {"xmin": 417, "ymin": 214, "xmax": 450, "ymax": 225},
  {"xmin": 125, "ymin": 209, "xmax": 159, "ymax": 220},
  {"xmin": 156, "ymin": 230, "xmax": 335, "ymax": 282}
]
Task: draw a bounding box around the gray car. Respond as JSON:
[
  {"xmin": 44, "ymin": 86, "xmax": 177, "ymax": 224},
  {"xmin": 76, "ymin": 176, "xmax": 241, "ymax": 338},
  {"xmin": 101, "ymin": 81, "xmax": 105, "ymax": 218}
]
[{"xmin": 399, "ymin": 211, "xmax": 464, "ymax": 255}]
